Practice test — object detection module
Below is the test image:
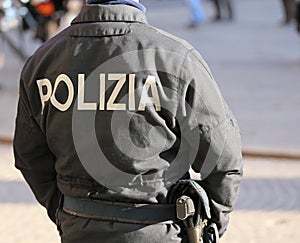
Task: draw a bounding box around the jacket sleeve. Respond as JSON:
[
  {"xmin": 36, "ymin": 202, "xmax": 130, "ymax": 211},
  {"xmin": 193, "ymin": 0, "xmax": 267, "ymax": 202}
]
[
  {"xmin": 179, "ymin": 49, "xmax": 243, "ymax": 236},
  {"xmin": 197, "ymin": 115, "xmax": 243, "ymax": 237},
  {"xmin": 13, "ymin": 79, "xmax": 60, "ymax": 223}
]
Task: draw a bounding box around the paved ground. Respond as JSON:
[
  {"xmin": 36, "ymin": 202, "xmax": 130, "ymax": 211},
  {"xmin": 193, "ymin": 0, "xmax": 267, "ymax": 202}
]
[{"xmin": 0, "ymin": 0, "xmax": 300, "ymax": 242}]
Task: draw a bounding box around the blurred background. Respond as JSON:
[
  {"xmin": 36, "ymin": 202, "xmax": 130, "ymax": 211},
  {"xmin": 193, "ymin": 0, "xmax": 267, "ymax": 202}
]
[{"xmin": 0, "ymin": 0, "xmax": 299, "ymax": 242}]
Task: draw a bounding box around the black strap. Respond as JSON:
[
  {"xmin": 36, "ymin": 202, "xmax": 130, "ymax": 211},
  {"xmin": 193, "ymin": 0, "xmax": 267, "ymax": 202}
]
[{"xmin": 63, "ymin": 196, "xmax": 178, "ymax": 224}]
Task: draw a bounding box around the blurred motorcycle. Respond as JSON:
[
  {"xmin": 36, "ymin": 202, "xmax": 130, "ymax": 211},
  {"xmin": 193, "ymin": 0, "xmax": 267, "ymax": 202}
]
[{"xmin": 0, "ymin": 0, "xmax": 64, "ymax": 61}]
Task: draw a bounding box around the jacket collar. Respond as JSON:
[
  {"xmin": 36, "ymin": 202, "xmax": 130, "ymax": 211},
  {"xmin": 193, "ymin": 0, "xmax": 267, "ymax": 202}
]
[
  {"xmin": 86, "ymin": 0, "xmax": 146, "ymax": 13},
  {"xmin": 71, "ymin": 4, "xmax": 148, "ymax": 24}
]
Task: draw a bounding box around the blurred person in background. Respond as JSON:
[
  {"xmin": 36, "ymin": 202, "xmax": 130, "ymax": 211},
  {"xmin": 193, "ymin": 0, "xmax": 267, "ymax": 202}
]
[
  {"xmin": 281, "ymin": 0, "xmax": 296, "ymax": 25},
  {"xmin": 212, "ymin": 0, "xmax": 233, "ymax": 21},
  {"xmin": 58, "ymin": 0, "xmax": 83, "ymax": 31},
  {"xmin": 0, "ymin": 7, "xmax": 4, "ymax": 70},
  {"xmin": 0, "ymin": 6, "xmax": 3, "ymax": 18},
  {"xmin": 25, "ymin": 0, "xmax": 64, "ymax": 41},
  {"xmin": 186, "ymin": 0, "xmax": 206, "ymax": 28},
  {"xmin": 296, "ymin": 0, "xmax": 300, "ymax": 31}
]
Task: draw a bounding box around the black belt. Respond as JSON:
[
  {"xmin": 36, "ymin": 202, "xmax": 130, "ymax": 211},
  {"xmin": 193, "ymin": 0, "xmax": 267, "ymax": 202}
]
[{"xmin": 63, "ymin": 196, "xmax": 178, "ymax": 224}]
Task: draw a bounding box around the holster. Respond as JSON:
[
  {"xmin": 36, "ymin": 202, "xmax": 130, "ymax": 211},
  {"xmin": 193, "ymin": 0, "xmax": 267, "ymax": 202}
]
[{"xmin": 167, "ymin": 180, "xmax": 219, "ymax": 243}]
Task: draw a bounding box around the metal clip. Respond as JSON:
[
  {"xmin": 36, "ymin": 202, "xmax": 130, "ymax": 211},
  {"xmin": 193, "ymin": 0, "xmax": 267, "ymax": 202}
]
[{"xmin": 176, "ymin": 195, "xmax": 195, "ymax": 220}]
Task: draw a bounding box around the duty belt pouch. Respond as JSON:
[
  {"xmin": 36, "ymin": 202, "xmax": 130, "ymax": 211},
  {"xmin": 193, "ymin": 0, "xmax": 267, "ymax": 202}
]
[{"xmin": 167, "ymin": 180, "xmax": 219, "ymax": 243}]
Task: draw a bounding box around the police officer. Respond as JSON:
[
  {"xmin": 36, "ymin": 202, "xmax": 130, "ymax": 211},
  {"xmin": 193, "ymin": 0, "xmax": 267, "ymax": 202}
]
[{"xmin": 14, "ymin": 0, "xmax": 243, "ymax": 242}]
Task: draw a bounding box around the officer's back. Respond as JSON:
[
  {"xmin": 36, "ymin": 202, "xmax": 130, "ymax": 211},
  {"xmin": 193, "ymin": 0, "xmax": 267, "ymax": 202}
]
[{"xmin": 14, "ymin": 1, "xmax": 243, "ymax": 242}]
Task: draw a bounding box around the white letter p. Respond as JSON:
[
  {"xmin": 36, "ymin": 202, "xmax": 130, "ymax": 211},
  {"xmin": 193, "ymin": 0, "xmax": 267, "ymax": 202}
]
[{"xmin": 37, "ymin": 78, "xmax": 52, "ymax": 114}]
